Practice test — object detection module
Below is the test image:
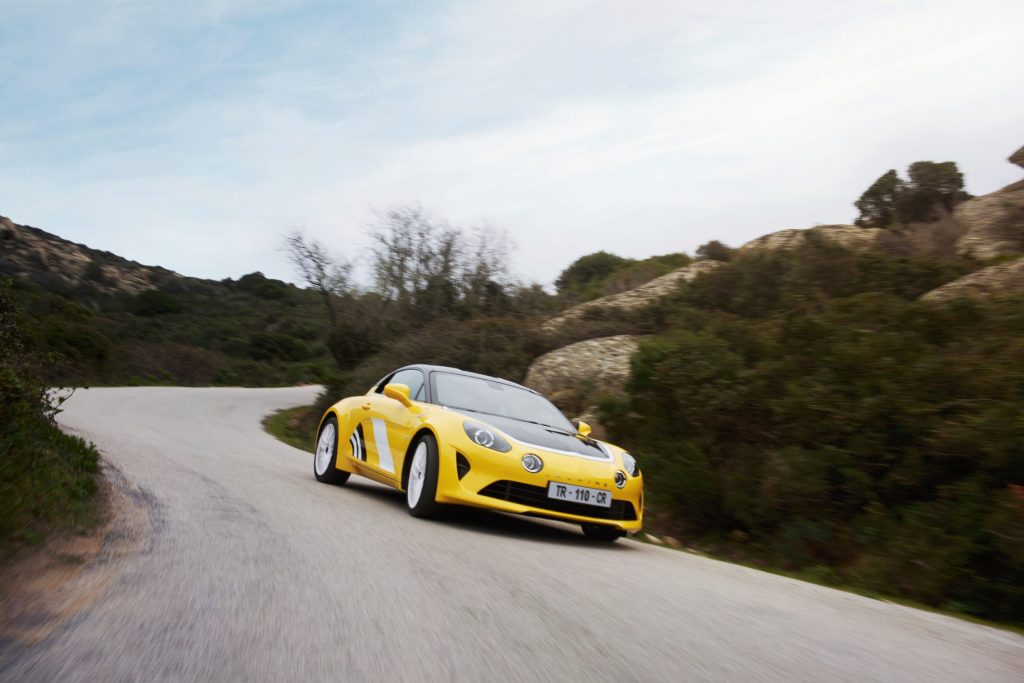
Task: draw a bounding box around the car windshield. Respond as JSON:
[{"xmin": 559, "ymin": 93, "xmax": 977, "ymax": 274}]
[{"xmin": 433, "ymin": 372, "xmax": 574, "ymax": 431}]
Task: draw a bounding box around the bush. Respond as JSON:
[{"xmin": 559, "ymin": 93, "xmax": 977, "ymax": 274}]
[
  {"xmin": 249, "ymin": 332, "xmax": 309, "ymax": 362},
  {"xmin": 235, "ymin": 272, "xmax": 291, "ymax": 300},
  {"xmin": 695, "ymin": 240, "xmax": 734, "ymax": 262},
  {"xmin": 0, "ymin": 278, "xmax": 101, "ymax": 557},
  {"xmin": 555, "ymin": 250, "xmax": 691, "ymax": 303},
  {"xmin": 603, "ymin": 245, "xmax": 1024, "ymax": 622},
  {"xmin": 133, "ymin": 288, "xmax": 185, "ymax": 316}
]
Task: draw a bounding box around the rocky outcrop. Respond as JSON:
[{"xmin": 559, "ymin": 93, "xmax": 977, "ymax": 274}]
[
  {"xmin": 945, "ymin": 145, "xmax": 1024, "ymax": 259},
  {"xmin": 525, "ymin": 335, "xmax": 641, "ymax": 398},
  {"xmin": 541, "ymin": 224, "xmax": 887, "ymax": 335},
  {"xmin": 525, "ymin": 335, "xmax": 643, "ymax": 439},
  {"xmin": 920, "ymin": 258, "xmax": 1024, "ymax": 303},
  {"xmin": 529, "ymin": 147, "xmax": 1024, "ymax": 414},
  {"xmin": 0, "ymin": 216, "xmax": 158, "ymax": 294},
  {"xmin": 541, "ymin": 260, "xmax": 723, "ymax": 333},
  {"xmin": 739, "ymin": 224, "xmax": 883, "ymax": 253},
  {"xmin": 953, "ymin": 183, "xmax": 1024, "ymax": 260},
  {"xmin": 1009, "ymin": 145, "xmax": 1024, "ymax": 171}
]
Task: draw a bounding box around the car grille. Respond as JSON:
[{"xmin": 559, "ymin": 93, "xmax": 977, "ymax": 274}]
[{"xmin": 478, "ymin": 481, "xmax": 637, "ymax": 521}]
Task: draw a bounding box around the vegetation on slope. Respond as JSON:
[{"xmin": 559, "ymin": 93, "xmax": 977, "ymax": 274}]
[
  {"xmin": 0, "ymin": 278, "xmax": 101, "ymax": 558},
  {"xmin": 554, "ymin": 250, "xmax": 692, "ymax": 304},
  {"xmin": 7, "ymin": 154, "xmax": 1023, "ymax": 623},
  {"xmin": 7, "ymin": 267, "xmax": 333, "ymax": 387},
  {"xmin": 601, "ymin": 238, "xmax": 1024, "ymax": 622},
  {"xmin": 268, "ymin": 162, "xmax": 1023, "ymax": 624},
  {"xmin": 285, "ymin": 207, "xmax": 564, "ymax": 434}
]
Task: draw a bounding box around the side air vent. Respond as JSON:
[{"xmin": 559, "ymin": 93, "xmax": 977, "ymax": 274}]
[
  {"xmin": 456, "ymin": 452, "xmax": 471, "ymax": 480},
  {"xmin": 349, "ymin": 424, "xmax": 366, "ymax": 461}
]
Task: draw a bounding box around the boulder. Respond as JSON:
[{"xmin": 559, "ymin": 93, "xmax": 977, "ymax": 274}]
[
  {"xmin": 920, "ymin": 258, "xmax": 1024, "ymax": 303},
  {"xmin": 953, "ymin": 182, "xmax": 1024, "ymax": 260},
  {"xmin": 524, "ymin": 335, "xmax": 641, "ymax": 398}
]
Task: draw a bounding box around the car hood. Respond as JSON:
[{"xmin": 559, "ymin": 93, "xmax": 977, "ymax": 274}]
[{"xmin": 453, "ymin": 410, "xmax": 611, "ymax": 460}]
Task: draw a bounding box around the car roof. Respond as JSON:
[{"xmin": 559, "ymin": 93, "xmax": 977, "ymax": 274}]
[{"xmin": 395, "ymin": 364, "xmax": 538, "ymax": 395}]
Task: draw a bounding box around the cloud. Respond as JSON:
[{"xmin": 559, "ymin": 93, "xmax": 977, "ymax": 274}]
[{"xmin": 0, "ymin": 0, "xmax": 1021, "ymax": 285}]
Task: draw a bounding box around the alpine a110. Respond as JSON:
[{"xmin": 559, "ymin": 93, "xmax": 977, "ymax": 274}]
[{"xmin": 314, "ymin": 365, "xmax": 643, "ymax": 541}]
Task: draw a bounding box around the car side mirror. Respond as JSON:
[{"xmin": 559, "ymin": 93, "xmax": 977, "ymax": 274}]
[
  {"xmin": 572, "ymin": 419, "xmax": 592, "ymax": 437},
  {"xmin": 383, "ymin": 383, "xmax": 419, "ymax": 412}
]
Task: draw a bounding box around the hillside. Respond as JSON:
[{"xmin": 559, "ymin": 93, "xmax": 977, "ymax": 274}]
[
  {"xmin": 0, "ymin": 216, "xmax": 332, "ymax": 386},
  {"xmin": 1, "ymin": 216, "xmax": 169, "ymax": 295},
  {"xmin": 512, "ymin": 147, "xmax": 1024, "ymax": 624},
  {"xmin": 4, "ymin": 145, "xmax": 1023, "ymax": 624}
]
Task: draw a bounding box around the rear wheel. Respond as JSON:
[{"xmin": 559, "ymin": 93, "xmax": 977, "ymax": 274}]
[
  {"xmin": 314, "ymin": 416, "xmax": 350, "ymax": 485},
  {"xmin": 581, "ymin": 523, "xmax": 625, "ymax": 543},
  {"xmin": 406, "ymin": 434, "xmax": 440, "ymax": 518}
]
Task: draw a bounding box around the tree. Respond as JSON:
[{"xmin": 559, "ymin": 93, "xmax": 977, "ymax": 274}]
[
  {"xmin": 368, "ymin": 205, "xmax": 458, "ymax": 307},
  {"xmin": 899, "ymin": 161, "xmax": 969, "ymax": 222},
  {"xmin": 854, "ymin": 162, "xmax": 971, "ymax": 227},
  {"xmin": 461, "ymin": 225, "xmax": 513, "ymax": 314},
  {"xmin": 366, "ymin": 205, "xmax": 512, "ymax": 322},
  {"xmin": 695, "ymin": 240, "xmax": 734, "ymax": 262},
  {"xmin": 855, "ymin": 169, "xmax": 904, "ymax": 227},
  {"xmin": 282, "ymin": 230, "xmax": 352, "ymax": 326},
  {"xmin": 555, "ymin": 251, "xmax": 631, "ymax": 296},
  {"xmin": 284, "ymin": 205, "xmax": 516, "ymax": 372}
]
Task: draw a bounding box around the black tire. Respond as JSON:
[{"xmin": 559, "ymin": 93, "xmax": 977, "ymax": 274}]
[
  {"xmin": 313, "ymin": 415, "xmax": 350, "ymax": 485},
  {"xmin": 406, "ymin": 433, "xmax": 441, "ymax": 519},
  {"xmin": 581, "ymin": 524, "xmax": 625, "ymax": 543}
]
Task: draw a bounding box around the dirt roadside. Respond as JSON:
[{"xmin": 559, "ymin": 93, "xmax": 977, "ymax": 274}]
[{"xmin": 0, "ymin": 464, "xmax": 147, "ymax": 656}]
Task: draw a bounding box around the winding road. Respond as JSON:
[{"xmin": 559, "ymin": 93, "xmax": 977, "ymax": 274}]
[{"xmin": 2, "ymin": 386, "xmax": 1022, "ymax": 681}]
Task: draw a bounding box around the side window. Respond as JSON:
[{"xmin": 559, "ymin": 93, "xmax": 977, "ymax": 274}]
[{"xmin": 387, "ymin": 369, "xmax": 426, "ymax": 401}]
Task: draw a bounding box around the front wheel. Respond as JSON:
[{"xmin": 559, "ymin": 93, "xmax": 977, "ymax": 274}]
[
  {"xmin": 314, "ymin": 416, "xmax": 350, "ymax": 485},
  {"xmin": 406, "ymin": 434, "xmax": 440, "ymax": 518},
  {"xmin": 581, "ymin": 524, "xmax": 625, "ymax": 543}
]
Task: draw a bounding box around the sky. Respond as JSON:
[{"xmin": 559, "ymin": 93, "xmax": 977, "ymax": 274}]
[{"xmin": 1, "ymin": 0, "xmax": 1022, "ymax": 287}]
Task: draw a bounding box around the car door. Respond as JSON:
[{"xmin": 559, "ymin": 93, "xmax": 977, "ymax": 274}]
[{"xmin": 361, "ymin": 368, "xmax": 426, "ymax": 481}]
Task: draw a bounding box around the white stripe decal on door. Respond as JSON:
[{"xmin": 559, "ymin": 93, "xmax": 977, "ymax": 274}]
[{"xmin": 370, "ymin": 418, "xmax": 394, "ymax": 473}]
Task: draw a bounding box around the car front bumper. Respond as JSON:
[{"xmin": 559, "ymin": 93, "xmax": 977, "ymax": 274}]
[{"xmin": 433, "ymin": 440, "xmax": 644, "ymax": 533}]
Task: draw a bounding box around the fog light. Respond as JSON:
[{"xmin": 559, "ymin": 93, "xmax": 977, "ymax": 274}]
[
  {"xmin": 614, "ymin": 470, "xmax": 627, "ymax": 488},
  {"xmin": 522, "ymin": 454, "xmax": 543, "ymax": 473}
]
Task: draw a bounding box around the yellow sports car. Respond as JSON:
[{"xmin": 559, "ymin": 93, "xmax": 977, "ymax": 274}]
[{"xmin": 313, "ymin": 365, "xmax": 642, "ymax": 541}]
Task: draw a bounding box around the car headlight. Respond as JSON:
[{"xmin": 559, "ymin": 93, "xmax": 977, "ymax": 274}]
[
  {"xmin": 522, "ymin": 454, "xmax": 543, "ymax": 473},
  {"xmin": 463, "ymin": 421, "xmax": 511, "ymax": 453},
  {"xmin": 621, "ymin": 452, "xmax": 639, "ymax": 477}
]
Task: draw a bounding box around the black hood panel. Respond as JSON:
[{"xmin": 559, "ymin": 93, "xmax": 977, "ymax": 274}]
[{"xmin": 454, "ymin": 411, "xmax": 609, "ymax": 459}]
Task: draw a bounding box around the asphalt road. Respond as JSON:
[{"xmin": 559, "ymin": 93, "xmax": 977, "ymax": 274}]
[{"xmin": 3, "ymin": 386, "xmax": 1022, "ymax": 682}]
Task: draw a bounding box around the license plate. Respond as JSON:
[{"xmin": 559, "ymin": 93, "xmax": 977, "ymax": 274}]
[{"xmin": 547, "ymin": 482, "xmax": 612, "ymax": 508}]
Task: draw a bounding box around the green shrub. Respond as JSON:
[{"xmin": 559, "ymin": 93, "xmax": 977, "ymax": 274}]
[
  {"xmin": 556, "ymin": 251, "xmax": 691, "ymax": 303},
  {"xmin": 249, "ymin": 332, "xmax": 309, "ymax": 362},
  {"xmin": 235, "ymin": 271, "xmax": 291, "ymax": 300},
  {"xmin": 133, "ymin": 288, "xmax": 185, "ymax": 316},
  {"xmin": 604, "ymin": 245, "xmax": 1024, "ymax": 622},
  {"xmin": 0, "ymin": 278, "xmax": 101, "ymax": 558}
]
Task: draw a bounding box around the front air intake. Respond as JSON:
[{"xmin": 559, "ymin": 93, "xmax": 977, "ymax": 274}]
[{"xmin": 478, "ymin": 481, "xmax": 637, "ymax": 521}]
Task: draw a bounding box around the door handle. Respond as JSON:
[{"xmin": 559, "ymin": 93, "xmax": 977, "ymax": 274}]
[{"xmin": 361, "ymin": 403, "xmax": 371, "ymax": 411}]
